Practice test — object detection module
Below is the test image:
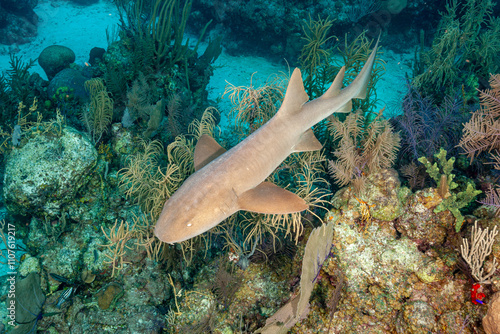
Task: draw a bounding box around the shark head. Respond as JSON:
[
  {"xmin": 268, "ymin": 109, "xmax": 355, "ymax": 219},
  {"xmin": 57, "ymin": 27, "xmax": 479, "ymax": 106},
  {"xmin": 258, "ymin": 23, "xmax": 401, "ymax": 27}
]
[{"xmin": 153, "ymin": 174, "xmax": 238, "ymax": 244}]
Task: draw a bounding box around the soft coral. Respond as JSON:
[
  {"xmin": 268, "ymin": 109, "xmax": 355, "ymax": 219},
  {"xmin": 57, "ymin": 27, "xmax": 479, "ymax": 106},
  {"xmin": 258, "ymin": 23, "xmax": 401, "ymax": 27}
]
[{"xmin": 391, "ymin": 83, "xmax": 471, "ymax": 164}]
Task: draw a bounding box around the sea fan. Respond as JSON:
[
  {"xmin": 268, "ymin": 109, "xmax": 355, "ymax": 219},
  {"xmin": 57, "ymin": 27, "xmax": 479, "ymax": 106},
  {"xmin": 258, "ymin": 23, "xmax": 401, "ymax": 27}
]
[
  {"xmin": 392, "ymin": 82, "xmax": 470, "ymax": 163},
  {"xmin": 479, "ymin": 185, "xmax": 500, "ymax": 217},
  {"xmin": 459, "ymin": 74, "xmax": 500, "ymax": 161},
  {"xmin": 328, "ymin": 109, "xmax": 400, "ymax": 194}
]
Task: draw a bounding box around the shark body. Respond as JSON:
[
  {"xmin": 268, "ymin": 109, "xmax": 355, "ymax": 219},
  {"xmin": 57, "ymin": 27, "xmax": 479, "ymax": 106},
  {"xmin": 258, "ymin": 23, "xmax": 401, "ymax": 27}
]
[{"xmin": 154, "ymin": 40, "xmax": 379, "ymax": 244}]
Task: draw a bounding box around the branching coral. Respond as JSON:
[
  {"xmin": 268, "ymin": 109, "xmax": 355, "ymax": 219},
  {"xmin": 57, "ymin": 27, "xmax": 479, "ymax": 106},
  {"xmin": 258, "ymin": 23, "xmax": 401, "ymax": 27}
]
[
  {"xmin": 327, "ymin": 109, "xmax": 400, "ymax": 194},
  {"xmin": 459, "ymin": 74, "xmax": 500, "ymax": 161},
  {"xmin": 116, "ymin": 0, "xmax": 193, "ymax": 69},
  {"xmin": 223, "ymin": 73, "xmax": 285, "ymax": 136},
  {"xmin": 413, "ymin": 0, "xmax": 499, "ymax": 99},
  {"xmin": 460, "ymin": 221, "xmax": 498, "ymax": 284},
  {"xmin": 299, "ymin": 15, "xmax": 336, "ymax": 98},
  {"xmin": 118, "ymin": 108, "xmax": 218, "ymax": 263},
  {"xmin": 418, "ymin": 148, "xmax": 482, "ymax": 232},
  {"xmin": 391, "ymin": 82, "xmax": 469, "ymax": 164},
  {"xmin": 459, "ymin": 74, "xmax": 500, "ymax": 216},
  {"xmin": 124, "ymin": 73, "xmax": 164, "ymax": 138},
  {"xmin": 81, "ymin": 78, "xmax": 113, "ymax": 144},
  {"xmin": 98, "ymin": 219, "xmax": 134, "ymax": 277}
]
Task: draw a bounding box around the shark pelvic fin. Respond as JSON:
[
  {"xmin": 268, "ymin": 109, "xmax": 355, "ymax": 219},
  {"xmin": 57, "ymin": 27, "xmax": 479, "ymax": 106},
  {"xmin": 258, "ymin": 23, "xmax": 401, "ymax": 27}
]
[
  {"xmin": 194, "ymin": 134, "xmax": 227, "ymax": 171},
  {"xmin": 238, "ymin": 182, "xmax": 308, "ymax": 214},
  {"xmin": 293, "ymin": 128, "xmax": 323, "ymax": 152},
  {"xmin": 278, "ymin": 68, "xmax": 310, "ymax": 116}
]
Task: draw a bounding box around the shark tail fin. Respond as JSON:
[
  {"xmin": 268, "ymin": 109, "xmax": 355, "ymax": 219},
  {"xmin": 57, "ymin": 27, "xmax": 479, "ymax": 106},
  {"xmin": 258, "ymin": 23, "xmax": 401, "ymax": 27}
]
[
  {"xmin": 344, "ymin": 36, "xmax": 380, "ymax": 100},
  {"xmin": 319, "ymin": 36, "xmax": 380, "ymax": 109}
]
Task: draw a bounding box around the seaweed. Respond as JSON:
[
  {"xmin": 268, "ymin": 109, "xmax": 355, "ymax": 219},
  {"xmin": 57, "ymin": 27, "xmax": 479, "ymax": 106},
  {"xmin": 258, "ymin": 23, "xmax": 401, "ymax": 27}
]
[
  {"xmin": 80, "ymin": 78, "xmax": 114, "ymax": 144},
  {"xmin": 391, "ymin": 82, "xmax": 470, "ymax": 166},
  {"xmin": 337, "ymin": 32, "xmax": 385, "ymax": 118},
  {"xmin": 0, "ymin": 54, "xmax": 36, "ymax": 124},
  {"xmin": 328, "ymin": 109, "xmax": 400, "ymax": 194},
  {"xmin": 211, "ymin": 263, "xmax": 243, "ymax": 310},
  {"xmin": 413, "ymin": 0, "xmax": 500, "ymax": 100},
  {"xmin": 298, "ymin": 15, "xmax": 336, "ymax": 99}
]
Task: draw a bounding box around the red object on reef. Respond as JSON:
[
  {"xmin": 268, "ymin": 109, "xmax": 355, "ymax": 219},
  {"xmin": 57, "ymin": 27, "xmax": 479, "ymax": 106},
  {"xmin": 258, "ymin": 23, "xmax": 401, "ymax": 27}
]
[{"xmin": 471, "ymin": 283, "xmax": 486, "ymax": 305}]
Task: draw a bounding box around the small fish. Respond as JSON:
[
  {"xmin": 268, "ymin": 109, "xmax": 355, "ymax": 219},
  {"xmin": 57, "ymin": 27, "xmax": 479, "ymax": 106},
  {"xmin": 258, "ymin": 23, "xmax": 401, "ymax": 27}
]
[
  {"xmin": 50, "ymin": 273, "xmax": 71, "ymax": 284},
  {"xmin": 56, "ymin": 286, "xmax": 75, "ymax": 309}
]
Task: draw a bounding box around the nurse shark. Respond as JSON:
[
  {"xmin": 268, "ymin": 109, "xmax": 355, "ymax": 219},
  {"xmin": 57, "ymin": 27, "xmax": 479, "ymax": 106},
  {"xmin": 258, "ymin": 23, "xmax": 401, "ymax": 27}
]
[{"xmin": 155, "ymin": 39, "xmax": 379, "ymax": 244}]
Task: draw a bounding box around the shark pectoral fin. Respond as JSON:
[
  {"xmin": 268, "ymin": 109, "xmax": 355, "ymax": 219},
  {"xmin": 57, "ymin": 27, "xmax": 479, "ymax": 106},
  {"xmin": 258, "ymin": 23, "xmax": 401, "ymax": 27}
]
[
  {"xmin": 194, "ymin": 134, "xmax": 227, "ymax": 171},
  {"xmin": 293, "ymin": 128, "xmax": 323, "ymax": 152},
  {"xmin": 238, "ymin": 182, "xmax": 308, "ymax": 214}
]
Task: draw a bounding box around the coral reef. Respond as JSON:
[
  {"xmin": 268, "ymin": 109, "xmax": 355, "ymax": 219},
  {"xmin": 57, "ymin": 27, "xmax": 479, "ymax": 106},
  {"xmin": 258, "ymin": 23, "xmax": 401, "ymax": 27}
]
[
  {"xmin": 418, "ymin": 148, "xmax": 482, "ymax": 232},
  {"xmin": 3, "ymin": 1, "xmax": 500, "ymax": 333},
  {"xmin": 38, "ymin": 45, "xmax": 76, "ymax": 80},
  {"xmin": 0, "ymin": 0, "xmax": 38, "ymax": 44},
  {"xmin": 3, "ymin": 126, "xmax": 97, "ymax": 218}
]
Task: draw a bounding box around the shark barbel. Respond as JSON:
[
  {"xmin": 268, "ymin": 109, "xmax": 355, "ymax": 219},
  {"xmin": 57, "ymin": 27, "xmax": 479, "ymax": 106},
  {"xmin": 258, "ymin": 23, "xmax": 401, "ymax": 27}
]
[{"xmin": 155, "ymin": 39, "xmax": 379, "ymax": 244}]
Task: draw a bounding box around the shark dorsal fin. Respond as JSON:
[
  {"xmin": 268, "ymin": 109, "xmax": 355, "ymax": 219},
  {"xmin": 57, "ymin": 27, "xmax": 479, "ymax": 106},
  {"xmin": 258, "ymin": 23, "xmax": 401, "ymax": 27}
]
[
  {"xmin": 278, "ymin": 68, "xmax": 309, "ymax": 116},
  {"xmin": 194, "ymin": 134, "xmax": 226, "ymax": 171},
  {"xmin": 320, "ymin": 66, "xmax": 352, "ymax": 114},
  {"xmin": 293, "ymin": 128, "xmax": 323, "ymax": 153},
  {"xmin": 322, "ymin": 66, "xmax": 345, "ymax": 99},
  {"xmin": 238, "ymin": 182, "xmax": 308, "ymax": 214}
]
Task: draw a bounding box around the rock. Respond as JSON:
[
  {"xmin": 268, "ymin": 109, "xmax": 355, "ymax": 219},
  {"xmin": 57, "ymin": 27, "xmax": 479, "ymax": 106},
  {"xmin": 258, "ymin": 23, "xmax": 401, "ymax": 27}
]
[
  {"xmin": 395, "ymin": 188, "xmax": 454, "ymax": 248},
  {"xmin": 89, "ymin": 46, "xmax": 105, "ymax": 66},
  {"xmin": 47, "ymin": 68, "xmax": 90, "ymax": 101},
  {"xmin": 395, "ymin": 300, "xmax": 437, "ymax": 333},
  {"xmin": 3, "ymin": 126, "xmax": 97, "ymax": 217},
  {"xmin": 38, "ymin": 45, "xmax": 75, "ymax": 80},
  {"xmin": 0, "ymin": 11, "xmax": 37, "ymax": 44},
  {"xmin": 330, "ymin": 168, "xmax": 408, "ymax": 222},
  {"xmin": 97, "ymin": 283, "xmax": 123, "ymax": 310},
  {"xmin": 0, "ymin": 0, "xmax": 38, "ymax": 44},
  {"xmin": 484, "ymin": 292, "xmax": 500, "ymax": 334}
]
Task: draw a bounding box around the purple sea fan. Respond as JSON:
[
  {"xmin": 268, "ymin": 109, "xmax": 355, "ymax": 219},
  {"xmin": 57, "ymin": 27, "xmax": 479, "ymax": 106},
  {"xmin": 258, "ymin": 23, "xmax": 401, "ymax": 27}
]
[
  {"xmin": 391, "ymin": 83, "xmax": 471, "ymax": 163},
  {"xmin": 478, "ymin": 185, "xmax": 500, "ymax": 216}
]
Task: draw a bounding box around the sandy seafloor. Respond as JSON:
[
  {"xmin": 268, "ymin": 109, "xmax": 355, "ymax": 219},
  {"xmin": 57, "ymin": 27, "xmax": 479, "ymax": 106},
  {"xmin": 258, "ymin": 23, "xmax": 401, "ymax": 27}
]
[{"xmin": 0, "ymin": 0, "xmax": 412, "ymax": 274}]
